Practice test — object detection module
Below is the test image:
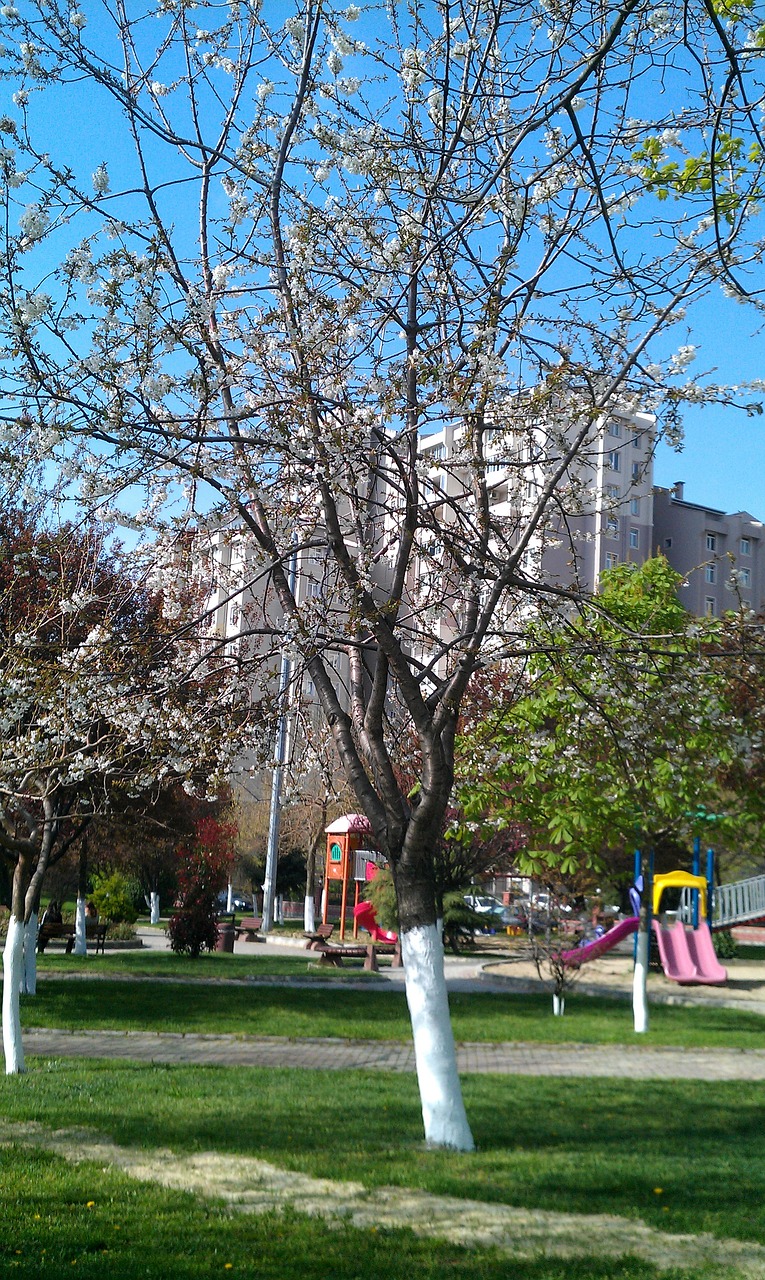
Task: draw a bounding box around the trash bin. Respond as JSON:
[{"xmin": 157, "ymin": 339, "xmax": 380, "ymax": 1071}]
[{"xmin": 215, "ymin": 920, "xmax": 235, "ymax": 953}]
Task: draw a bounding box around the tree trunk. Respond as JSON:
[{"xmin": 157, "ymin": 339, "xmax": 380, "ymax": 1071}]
[
  {"xmin": 21, "ymin": 912, "xmax": 38, "ymax": 996},
  {"xmin": 3, "ymin": 917, "xmax": 25, "ymax": 1074},
  {"xmin": 73, "ymin": 836, "xmax": 88, "ymax": 956},
  {"xmin": 73, "ymin": 897, "xmax": 88, "ymax": 956},
  {"xmin": 633, "ymin": 924, "xmax": 649, "ymax": 1033},
  {"xmin": 633, "ymin": 856, "xmax": 650, "ymax": 1034},
  {"xmin": 400, "ymin": 923, "xmax": 474, "ymax": 1150},
  {"xmin": 149, "ymin": 891, "xmax": 160, "ymax": 925},
  {"xmin": 304, "ymin": 819, "xmax": 323, "ymax": 933}
]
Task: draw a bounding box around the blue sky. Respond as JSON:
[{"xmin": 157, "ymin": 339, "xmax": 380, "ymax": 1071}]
[{"xmin": 653, "ymin": 287, "xmax": 765, "ymax": 517}]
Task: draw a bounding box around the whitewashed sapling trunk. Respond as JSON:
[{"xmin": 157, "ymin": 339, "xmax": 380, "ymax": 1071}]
[
  {"xmin": 21, "ymin": 911, "xmax": 38, "ymax": 996},
  {"xmin": 73, "ymin": 895, "xmax": 87, "ymax": 956},
  {"xmin": 400, "ymin": 923, "xmax": 475, "ymax": 1151},
  {"xmin": 633, "ymin": 925, "xmax": 649, "ymax": 1034},
  {"xmin": 149, "ymin": 891, "xmax": 160, "ymax": 925},
  {"xmin": 304, "ymin": 894, "xmax": 316, "ymax": 934},
  {"xmin": 3, "ymin": 918, "xmax": 26, "ymax": 1074}
]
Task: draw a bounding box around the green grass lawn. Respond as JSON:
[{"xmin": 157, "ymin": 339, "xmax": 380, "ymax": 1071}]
[
  {"xmin": 6, "ymin": 944, "xmax": 763, "ymax": 1278},
  {"xmin": 0, "ymin": 1060, "xmax": 763, "ymax": 1279},
  {"xmin": 36, "ymin": 949, "xmax": 366, "ymax": 980},
  {"xmin": 19, "ymin": 975, "xmax": 765, "ymax": 1048}
]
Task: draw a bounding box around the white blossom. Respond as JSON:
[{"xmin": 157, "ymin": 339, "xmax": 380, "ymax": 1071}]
[
  {"xmin": 19, "ymin": 203, "xmax": 48, "ymax": 241},
  {"xmin": 92, "ymin": 163, "xmax": 110, "ymax": 195}
]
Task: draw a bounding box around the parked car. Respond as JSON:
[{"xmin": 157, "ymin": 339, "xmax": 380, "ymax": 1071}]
[
  {"xmin": 463, "ymin": 895, "xmax": 514, "ymax": 929},
  {"xmin": 216, "ymin": 891, "xmax": 254, "ymax": 913}
]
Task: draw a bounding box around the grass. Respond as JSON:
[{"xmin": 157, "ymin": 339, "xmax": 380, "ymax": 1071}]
[
  {"xmin": 0, "ymin": 1144, "xmax": 696, "ymax": 1280},
  {"xmin": 0, "ymin": 1061, "xmax": 764, "ymax": 1270},
  {"xmin": 0, "ymin": 1145, "xmax": 536, "ymax": 1280},
  {"xmin": 5, "ymin": 942, "xmax": 762, "ymax": 1277},
  {"xmin": 35, "ymin": 950, "xmax": 371, "ymax": 980},
  {"xmin": 19, "ymin": 975, "xmax": 765, "ymax": 1048}
]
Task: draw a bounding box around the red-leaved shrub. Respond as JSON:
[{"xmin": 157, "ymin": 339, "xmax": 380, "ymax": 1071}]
[{"xmin": 167, "ymin": 818, "xmax": 236, "ymax": 957}]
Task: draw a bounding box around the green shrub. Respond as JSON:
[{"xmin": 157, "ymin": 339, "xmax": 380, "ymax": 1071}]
[
  {"xmin": 106, "ymin": 920, "xmax": 138, "ymax": 940},
  {"xmin": 89, "ymin": 870, "xmax": 138, "ymax": 924},
  {"xmin": 713, "ymin": 928, "xmax": 738, "ymax": 959}
]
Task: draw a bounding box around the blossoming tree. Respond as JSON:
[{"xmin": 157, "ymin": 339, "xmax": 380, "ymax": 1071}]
[
  {"xmin": 0, "ymin": 511, "xmax": 252, "ymax": 1073},
  {"xmin": 1, "ymin": 1, "xmax": 764, "ymax": 1142}
]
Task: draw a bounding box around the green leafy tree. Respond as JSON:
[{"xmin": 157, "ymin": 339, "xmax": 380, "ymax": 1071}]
[
  {"xmin": 458, "ymin": 557, "xmax": 752, "ymax": 882},
  {"xmin": 89, "ymin": 869, "xmax": 138, "ymax": 925}
]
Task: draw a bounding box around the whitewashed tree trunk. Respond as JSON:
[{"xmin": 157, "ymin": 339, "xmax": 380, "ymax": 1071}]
[
  {"xmin": 149, "ymin": 892, "xmax": 160, "ymax": 925},
  {"xmin": 400, "ymin": 922, "xmax": 475, "ymax": 1151},
  {"xmin": 3, "ymin": 917, "xmax": 26, "ymax": 1074},
  {"xmin": 552, "ymin": 993, "xmax": 565, "ymax": 1016},
  {"xmin": 73, "ymin": 896, "xmax": 87, "ymax": 956},
  {"xmin": 21, "ymin": 913, "xmax": 38, "ymax": 996},
  {"xmin": 304, "ymin": 894, "xmax": 316, "ymax": 934},
  {"xmin": 633, "ymin": 926, "xmax": 649, "ymax": 1033},
  {"xmin": 226, "ymin": 882, "xmax": 233, "ymax": 912}
]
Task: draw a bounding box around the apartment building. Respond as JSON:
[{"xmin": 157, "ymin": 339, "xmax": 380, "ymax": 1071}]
[
  {"xmin": 653, "ymin": 484, "xmax": 765, "ymax": 617},
  {"xmin": 418, "ymin": 407, "xmax": 657, "ymax": 596}
]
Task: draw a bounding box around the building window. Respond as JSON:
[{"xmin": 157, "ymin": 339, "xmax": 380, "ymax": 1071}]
[
  {"xmin": 632, "ymin": 433, "xmax": 641, "ymax": 447},
  {"xmin": 705, "ymin": 596, "xmax": 716, "ymax": 617},
  {"xmin": 706, "ymin": 533, "xmax": 717, "ymax": 552},
  {"xmin": 741, "ymin": 537, "xmax": 751, "ymax": 555},
  {"xmin": 606, "ymin": 484, "xmax": 620, "ymax": 500},
  {"xmin": 664, "ymin": 537, "xmax": 672, "ymax": 548},
  {"xmin": 629, "ymin": 528, "xmax": 639, "ymax": 549},
  {"xmin": 631, "ymin": 461, "xmax": 641, "ymax": 481},
  {"xmin": 605, "ymin": 552, "xmax": 619, "ymax": 569},
  {"xmin": 606, "ymin": 516, "xmax": 619, "ymax": 537},
  {"xmin": 740, "ymin": 567, "xmax": 752, "ymax": 587},
  {"xmin": 630, "ymin": 497, "xmax": 640, "ymax": 515},
  {"xmin": 429, "ymin": 443, "xmax": 445, "ymax": 460},
  {"xmin": 608, "ymin": 420, "xmax": 622, "ymax": 437},
  {"xmin": 608, "ymin": 450, "xmax": 621, "ymax": 472},
  {"xmin": 705, "ymin": 564, "xmax": 716, "ymax": 584}
]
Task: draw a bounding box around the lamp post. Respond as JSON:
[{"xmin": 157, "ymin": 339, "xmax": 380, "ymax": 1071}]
[{"xmin": 261, "ymin": 545, "xmax": 298, "ymax": 935}]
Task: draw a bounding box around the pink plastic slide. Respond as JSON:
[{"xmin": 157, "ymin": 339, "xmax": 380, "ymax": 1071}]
[
  {"xmin": 652, "ymin": 919, "xmax": 728, "ymax": 985},
  {"xmin": 353, "ymin": 901, "xmax": 398, "ymax": 944},
  {"xmin": 561, "ymin": 916, "xmax": 639, "ymax": 967}
]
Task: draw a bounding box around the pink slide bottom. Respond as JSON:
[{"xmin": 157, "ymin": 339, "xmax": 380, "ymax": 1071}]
[
  {"xmin": 652, "ymin": 919, "xmax": 727, "ymax": 985},
  {"xmin": 353, "ymin": 900, "xmax": 398, "ymax": 944}
]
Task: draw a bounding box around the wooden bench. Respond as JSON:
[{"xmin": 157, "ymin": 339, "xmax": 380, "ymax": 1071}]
[
  {"xmin": 313, "ymin": 940, "xmax": 402, "ymax": 971},
  {"xmin": 304, "ymin": 923, "xmax": 335, "ymax": 950},
  {"xmin": 37, "ymin": 920, "xmax": 107, "ymax": 955},
  {"xmin": 234, "ymin": 916, "xmax": 262, "ymax": 942}
]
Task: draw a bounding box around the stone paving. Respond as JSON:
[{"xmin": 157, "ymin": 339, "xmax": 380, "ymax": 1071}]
[{"xmin": 21, "ymin": 1027, "xmax": 765, "ymax": 1080}]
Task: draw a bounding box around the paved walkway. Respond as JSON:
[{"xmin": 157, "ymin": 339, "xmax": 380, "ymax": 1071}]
[{"xmin": 21, "ymin": 1026, "xmax": 765, "ymax": 1079}]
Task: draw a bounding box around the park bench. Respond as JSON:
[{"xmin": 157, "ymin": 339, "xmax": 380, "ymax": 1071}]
[
  {"xmin": 304, "ymin": 922, "xmax": 335, "ymax": 950},
  {"xmin": 313, "ymin": 939, "xmax": 403, "ymax": 971},
  {"xmin": 234, "ymin": 916, "xmax": 262, "ymax": 942},
  {"xmin": 37, "ymin": 920, "xmax": 107, "ymax": 955}
]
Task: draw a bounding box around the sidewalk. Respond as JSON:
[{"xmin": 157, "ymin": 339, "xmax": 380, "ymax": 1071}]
[{"xmin": 21, "ymin": 1026, "xmax": 765, "ymax": 1079}]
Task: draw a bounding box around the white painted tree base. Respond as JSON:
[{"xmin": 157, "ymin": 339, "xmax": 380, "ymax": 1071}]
[
  {"xmin": 22, "ymin": 913, "xmax": 38, "ymax": 996},
  {"xmin": 3, "ymin": 917, "xmax": 26, "ymax": 1074},
  {"xmin": 73, "ymin": 897, "xmax": 87, "ymax": 956},
  {"xmin": 633, "ymin": 928, "xmax": 649, "ymax": 1034},
  {"xmin": 303, "ymin": 895, "xmax": 316, "ymax": 934},
  {"xmin": 149, "ymin": 892, "xmax": 160, "ymax": 926},
  {"xmin": 401, "ymin": 922, "xmax": 475, "ymax": 1151},
  {"xmin": 552, "ymin": 994, "xmax": 565, "ymax": 1016}
]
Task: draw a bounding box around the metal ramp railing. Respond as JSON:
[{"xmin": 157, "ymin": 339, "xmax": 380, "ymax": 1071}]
[{"xmin": 711, "ymin": 875, "xmax": 765, "ymax": 928}]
